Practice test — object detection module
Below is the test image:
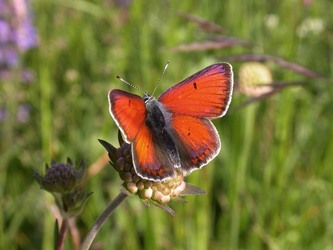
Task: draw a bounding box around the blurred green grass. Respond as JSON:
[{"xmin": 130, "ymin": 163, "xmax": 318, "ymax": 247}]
[{"xmin": 1, "ymin": 0, "xmax": 333, "ymax": 249}]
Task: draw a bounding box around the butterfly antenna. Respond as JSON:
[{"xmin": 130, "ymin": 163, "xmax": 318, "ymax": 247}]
[
  {"xmin": 150, "ymin": 61, "xmax": 170, "ymax": 97},
  {"xmin": 116, "ymin": 75, "xmax": 146, "ymax": 94}
]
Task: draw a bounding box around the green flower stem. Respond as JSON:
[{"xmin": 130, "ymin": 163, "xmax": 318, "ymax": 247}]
[
  {"xmin": 80, "ymin": 192, "xmax": 128, "ymax": 250},
  {"xmin": 57, "ymin": 219, "xmax": 68, "ymax": 250}
]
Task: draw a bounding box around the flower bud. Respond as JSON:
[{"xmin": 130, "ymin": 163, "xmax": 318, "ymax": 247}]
[
  {"xmin": 238, "ymin": 62, "xmax": 273, "ymax": 96},
  {"xmin": 34, "ymin": 158, "xmax": 92, "ymax": 218}
]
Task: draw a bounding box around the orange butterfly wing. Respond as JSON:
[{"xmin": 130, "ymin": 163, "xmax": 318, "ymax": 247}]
[
  {"xmin": 109, "ymin": 89, "xmax": 146, "ymax": 142},
  {"xmin": 170, "ymin": 114, "xmax": 220, "ymax": 174},
  {"xmin": 132, "ymin": 125, "xmax": 176, "ymax": 181},
  {"xmin": 158, "ymin": 63, "xmax": 233, "ymax": 118}
]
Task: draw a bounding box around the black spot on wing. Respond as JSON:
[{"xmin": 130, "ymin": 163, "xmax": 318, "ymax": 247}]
[{"xmin": 193, "ymin": 82, "xmax": 197, "ymax": 89}]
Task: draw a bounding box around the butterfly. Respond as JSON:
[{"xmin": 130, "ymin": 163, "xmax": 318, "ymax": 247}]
[{"xmin": 109, "ymin": 63, "xmax": 234, "ymax": 181}]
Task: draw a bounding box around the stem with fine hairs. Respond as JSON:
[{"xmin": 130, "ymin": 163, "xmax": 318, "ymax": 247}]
[{"xmin": 80, "ymin": 192, "xmax": 128, "ymax": 250}]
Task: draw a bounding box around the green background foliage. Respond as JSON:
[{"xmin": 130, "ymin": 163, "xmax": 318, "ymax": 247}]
[{"xmin": 1, "ymin": 0, "xmax": 332, "ymax": 249}]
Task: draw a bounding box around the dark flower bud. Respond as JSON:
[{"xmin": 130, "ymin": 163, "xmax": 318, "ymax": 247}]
[{"xmin": 34, "ymin": 158, "xmax": 92, "ymax": 218}]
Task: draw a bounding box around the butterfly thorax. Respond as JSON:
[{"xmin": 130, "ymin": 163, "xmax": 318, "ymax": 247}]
[{"xmin": 145, "ymin": 97, "xmax": 172, "ymax": 133}]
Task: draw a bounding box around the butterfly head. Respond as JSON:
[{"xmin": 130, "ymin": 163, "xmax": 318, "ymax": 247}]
[{"xmin": 143, "ymin": 92, "xmax": 155, "ymax": 103}]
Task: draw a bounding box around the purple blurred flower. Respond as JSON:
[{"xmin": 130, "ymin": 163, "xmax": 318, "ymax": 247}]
[
  {"xmin": 0, "ymin": 0, "xmax": 37, "ymax": 124},
  {"xmin": 12, "ymin": 0, "xmax": 39, "ymax": 51},
  {"xmin": 0, "ymin": 20, "xmax": 12, "ymax": 43},
  {"xmin": 116, "ymin": 0, "xmax": 132, "ymax": 7},
  {"xmin": 0, "ymin": 107, "xmax": 7, "ymax": 122},
  {"xmin": 0, "ymin": 45, "xmax": 18, "ymax": 66},
  {"xmin": 16, "ymin": 103, "xmax": 30, "ymax": 123},
  {"xmin": 0, "ymin": 0, "xmax": 38, "ymax": 67},
  {"xmin": 0, "ymin": 104, "xmax": 31, "ymax": 123}
]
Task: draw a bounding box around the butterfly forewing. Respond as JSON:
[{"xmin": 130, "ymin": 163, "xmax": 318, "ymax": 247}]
[
  {"xmin": 109, "ymin": 89, "xmax": 146, "ymax": 142},
  {"xmin": 158, "ymin": 63, "xmax": 233, "ymax": 118}
]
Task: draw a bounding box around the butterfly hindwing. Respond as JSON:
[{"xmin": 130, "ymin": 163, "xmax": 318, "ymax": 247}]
[
  {"xmin": 109, "ymin": 89, "xmax": 146, "ymax": 142},
  {"xmin": 170, "ymin": 114, "xmax": 221, "ymax": 174},
  {"xmin": 132, "ymin": 124, "xmax": 177, "ymax": 180},
  {"xmin": 158, "ymin": 63, "xmax": 233, "ymax": 118}
]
